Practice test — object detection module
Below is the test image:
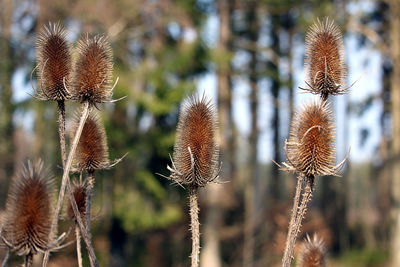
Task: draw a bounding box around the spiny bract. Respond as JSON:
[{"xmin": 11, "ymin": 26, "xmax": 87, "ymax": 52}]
[{"xmin": 298, "ymin": 234, "xmax": 326, "ymax": 267}]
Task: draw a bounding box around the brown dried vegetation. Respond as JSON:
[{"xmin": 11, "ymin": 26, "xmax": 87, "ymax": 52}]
[
  {"xmin": 74, "ymin": 113, "xmax": 109, "ymax": 172},
  {"xmin": 72, "ymin": 35, "xmax": 113, "ymax": 105},
  {"xmin": 298, "ymin": 234, "xmax": 326, "ymax": 267},
  {"xmin": 36, "ymin": 23, "xmax": 72, "ymax": 101},
  {"xmin": 170, "ymin": 95, "xmax": 219, "ymax": 187},
  {"xmin": 2, "ymin": 161, "xmax": 53, "ymax": 256},
  {"xmin": 67, "ymin": 181, "xmax": 88, "ymax": 221},
  {"xmin": 304, "ymin": 18, "xmax": 346, "ymax": 99}
]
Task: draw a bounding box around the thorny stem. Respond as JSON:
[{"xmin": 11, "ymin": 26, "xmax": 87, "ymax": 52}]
[
  {"xmin": 86, "ymin": 171, "xmax": 95, "ymax": 235},
  {"xmin": 189, "ymin": 185, "xmax": 200, "ymax": 267},
  {"xmin": 57, "ymin": 100, "xmax": 67, "ymax": 168},
  {"xmin": 75, "ymin": 225, "xmax": 83, "ymax": 267},
  {"xmin": 43, "ymin": 101, "xmax": 95, "ymax": 266},
  {"xmin": 25, "ymin": 253, "xmax": 33, "ymax": 267},
  {"xmin": 282, "ymin": 173, "xmax": 309, "ymax": 267}
]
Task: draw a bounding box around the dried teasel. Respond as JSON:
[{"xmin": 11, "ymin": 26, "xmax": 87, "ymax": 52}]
[
  {"xmin": 35, "ymin": 22, "xmax": 72, "ymax": 101},
  {"xmin": 280, "ymin": 100, "xmax": 345, "ymax": 179},
  {"xmin": 73, "ymin": 112, "xmax": 110, "ymax": 172},
  {"xmin": 163, "ymin": 95, "xmax": 220, "ymax": 187},
  {"xmin": 67, "ymin": 181, "xmax": 88, "ymax": 221},
  {"xmin": 301, "ymin": 18, "xmax": 346, "ymax": 100},
  {"xmin": 1, "ymin": 160, "xmax": 54, "ymax": 257},
  {"xmin": 297, "ymin": 234, "xmax": 326, "ymax": 267},
  {"xmin": 71, "ymin": 35, "xmax": 114, "ymax": 105}
]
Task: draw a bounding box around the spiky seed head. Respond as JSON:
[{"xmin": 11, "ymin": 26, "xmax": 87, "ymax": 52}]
[
  {"xmin": 172, "ymin": 95, "xmax": 219, "ymax": 187},
  {"xmin": 286, "ymin": 100, "xmax": 336, "ymax": 177},
  {"xmin": 298, "ymin": 234, "xmax": 326, "ymax": 267},
  {"xmin": 36, "ymin": 22, "xmax": 72, "ymax": 101},
  {"xmin": 2, "ymin": 160, "xmax": 53, "ymax": 256},
  {"xmin": 72, "ymin": 35, "xmax": 113, "ymax": 105},
  {"xmin": 67, "ymin": 181, "xmax": 87, "ymax": 220},
  {"xmin": 304, "ymin": 18, "xmax": 346, "ymax": 98},
  {"xmin": 73, "ymin": 112, "xmax": 109, "ymax": 172}
]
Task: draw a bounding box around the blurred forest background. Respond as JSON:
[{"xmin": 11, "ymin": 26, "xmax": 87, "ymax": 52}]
[{"xmin": 0, "ymin": 0, "xmax": 399, "ymax": 266}]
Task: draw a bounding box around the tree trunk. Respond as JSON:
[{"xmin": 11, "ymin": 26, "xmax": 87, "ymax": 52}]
[{"xmin": 389, "ymin": 0, "xmax": 400, "ymax": 266}]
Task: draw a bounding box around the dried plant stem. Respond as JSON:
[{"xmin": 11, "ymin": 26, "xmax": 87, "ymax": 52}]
[
  {"xmin": 189, "ymin": 185, "xmax": 200, "ymax": 267},
  {"xmin": 25, "ymin": 253, "xmax": 33, "ymax": 267},
  {"xmin": 57, "ymin": 100, "xmax": 67, "ymax": 168},
  {"xmin": 1, "ymin": 249, "xmax": 9, "ymax": 267},
  {"xmin": 43, "ymin": 101, "xmax": 93, "ymax": 266},
  {"xmin": 282, "ymin": 174, "xmax": 315, "ymax": 267},
  {"xmin": 86, "ymin": 171, "xmax": 95, "ymax": 234},
  {"xmin": 75, "ymin": 225, "xmax": 83, "ymax": 267}
]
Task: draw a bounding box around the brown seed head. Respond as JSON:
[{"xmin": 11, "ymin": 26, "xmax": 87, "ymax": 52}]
[
  {"xmin": 286, "ymin": 100, "xmax": 336, "ymax": 177},
  {"xmin": 304, "ymin": 18, "xmax": 346, "ymax": 99},
  {"xmin": 67, "ymin": 181, "xmax": 87, "ymax": 220},
  {"xmin": 36, "ymin": 22, "xmax": 72, "ymax": 101},
  {"xmin": 298, "ymin": 234, "xmax": 326, "ymax": 267},
  {"xmin": 172, "ymin": 95, "xmax": 219, "ymax": 187},
  {"xmin": 3, "ymin": 160, "xmax": 53, "ymax": 256},
  {"xmin": 72, "ymin": 35, "xmax": 113, "ymax": 105},
  {"xmin": 74, "ymin": 112, "xmax": 109, "ymax": 172}
]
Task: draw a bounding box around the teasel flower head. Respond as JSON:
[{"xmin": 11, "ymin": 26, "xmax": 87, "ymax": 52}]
[
  {"xmin": 298, "ymin": 234, "xmax": 326, "ymax": 267},
  {"xmin": 302, "ymin": 18, "xmax": 346, "ymax": 100},
  {"xmin": 280, "ymin": 100, "xmax": 345, "ymax": 179},
  {"xmin": 35, "ymin": 22, "xmax": 72, "ymax": 101},
  {"xmin": 2, "ymin": 160, "xmax": 54, "ymax": 256},
  {"xmin": 162, "ymin": 95, "xmax": 220, "ymax": 188},
  {"xmin": 72, "ymin": 35, "xmax": 114, "ymax": 106},
  {"xmin": 73, "ymin": 112, "xmax": 110, "ymax": 173},
  {"xmin": 67, "ymin": 180, "xmax": 88, "ymax": 221}
]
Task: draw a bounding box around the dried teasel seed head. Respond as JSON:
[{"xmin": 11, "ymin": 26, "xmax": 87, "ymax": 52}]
[
  {"xmin": 72, "ymin": 35, "xmax": 113, "ymax": 105},
  {"xmin": 2, "ymin": 160, "xmax": 54, "ymax": 256},
  {"xmin": 285, "ymin": 100, "xmax": 336, "ymax": 177},
  {"xmin": 36, "ymin": 22, "xmax": 72, "ymax": 101},
  {"xmin": 73, "ymin": 112, "xmax": 109, "ymax": 172},
  {"xmin": 170, "ymin": 95, "xmax": 219, "ymax": 187},
  {"xmin": 304, "ymin": 18, "xmax": 346, "ymax": 99},
  {"xmin": 298, "ymin": 234, "xmax": 326, "ymax": 267},
  {"xmin": 67, "ymin": 181, "xmax": 87, "ymax": 220}
]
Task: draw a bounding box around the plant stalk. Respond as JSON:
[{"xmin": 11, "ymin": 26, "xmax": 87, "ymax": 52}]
[
  {"xmin": 43, "ymin": 101, "xmax": 92, "ymax": 266},
  {"xmin": 86, "ymin": 171, "xmax": 95, "ymax": 235},
  {"xmin": 1, "ymin": 249, "xmax": 9, "ymax": 267},
  {"xmin": 75, "ymin": 225, "xmax": 83, "ymax": 267},
  {"xmin": 25, "ymin": 253, "xmax": 33, "ymax": 267},
  {"xmin": 57, "ymin": 100, "xmax": 67, "ymax": 168},
  {"xmin": 189, "ymin": 185, "xmax": 200, "ymax": 267}
]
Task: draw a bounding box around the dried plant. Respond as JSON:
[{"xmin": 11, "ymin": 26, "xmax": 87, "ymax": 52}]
[
  {"xmin": 301, "ymin": 18, "xmax": 346, "ymax": 100},
  {"xmin": 297, "ymin": 234, "xmax": 326, "ymax": 267},
  {"xmin": 0, "ymin": 161, "xmax": 65, "ymax": 267},
  {"xmin": 160, "ymin": 94, "xmax": 220, "ymax": 267},
  {"xmin": 280, "ymin": 18, "xmax": 350, "ymax": 267},
  {"xmin": 71, "ymin": 35, "xmax": 114, "ymax": 106}
]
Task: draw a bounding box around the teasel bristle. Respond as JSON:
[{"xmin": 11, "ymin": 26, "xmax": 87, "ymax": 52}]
[
  {"xmin": 67, "ymin": 181, "xmax": 87, "ymax": 221},
  {"xmin": 304, "ymin": 18, "xmax": 346, "ymax": 99},
  {"xmin": 72, "ymin": 35, "xmax": 113, "ymax": 105},
  {"xmin": 169, "ymin": 95, "xmax": 219, "ymax": 187},
  {"xmin": 73, "ymin": 112, "xmax": 109, "ymax": 172},
  {"xmin": 298, "ymin": 234, "xmax": 326, "ymax": 267},
  {"xmin": 2, "ymin": 160, "xmax": 54, "ymax": 256},
  {"xmin": 36, "ymin": 22, "xmax": 72, "ymax": 101},
  {"xmin": 284, "ymin": 100, "xmax": 336, "ymax": 177}
]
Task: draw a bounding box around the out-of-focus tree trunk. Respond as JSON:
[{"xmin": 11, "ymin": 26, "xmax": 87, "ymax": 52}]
[
  {"xmin": 389, "ymin": 0, "xmax": 400, "ymax": 266},
  {"xmin": 0, "ymin": 0, "xmax": 15, "ymax": 205},
  {"xmin": 201, "ymin": 0, "xmax": 233, "ymax": 266},
  {"xmin": 243, "ymin": 3, "xmax": 258, "ymax": 267}
]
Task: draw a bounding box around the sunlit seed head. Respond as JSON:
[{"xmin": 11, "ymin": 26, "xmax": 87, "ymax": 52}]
[
  {"xmin": 298, "ymin": 234, "xmax": 326, "ymax": 267},
  {"xmin": 3, "ymin": 160, "xmax": 54, "ymax": 256},
  {"xmin": 286, "ymin": 100, "xmax": 336, "ymax": 177},
  {"xmin": 172, "ymin": 95, "xmax": 219, "ymax": 187},
  {"xmin": 36, "ymin": 22, "xmax": 72, "ymax": 101},
  {"xmin": 305, "ymin": 18, "xmax": 346, "ymax": 98},
  {"xmin": 72, "ymin": 35, "xmax": 113, "ymax": 105}
]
